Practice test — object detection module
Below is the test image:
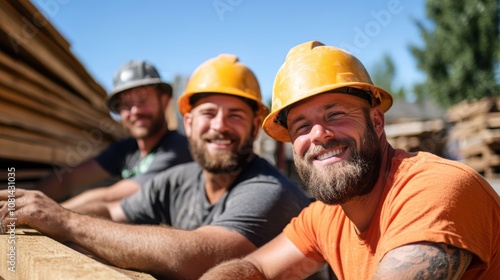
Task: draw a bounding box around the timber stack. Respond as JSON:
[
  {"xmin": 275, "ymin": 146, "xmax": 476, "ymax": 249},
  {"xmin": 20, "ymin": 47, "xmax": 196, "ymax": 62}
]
[
  {"xmin": 384, "ymin": 99, "xmax": 447, "ymax": 158},
  {"xmin": 447, "ymin": 97, "xmax": 500, "ymax": 178},
  {"xmin": 0, "ymin": 0, "xmax": 126, "ymax": 188}
]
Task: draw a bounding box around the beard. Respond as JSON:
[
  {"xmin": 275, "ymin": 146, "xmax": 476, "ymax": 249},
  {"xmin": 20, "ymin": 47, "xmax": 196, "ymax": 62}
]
[
  {"xmin": 189, "ymin": 130, "xmax": 255, "ymax": 174},
  {"xmin": 124, "ymin": 109, "xmax": 165, "ymax": 140},
  {"xmin": 293, "ymin": 118, "xmax": 381, "ymax": 205}
]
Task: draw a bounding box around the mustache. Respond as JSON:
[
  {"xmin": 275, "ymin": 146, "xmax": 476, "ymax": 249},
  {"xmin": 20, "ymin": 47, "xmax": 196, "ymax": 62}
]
[
  {"xmin": 201, "ymin": 132, "xmax": 237, "ymax": 141},
  {"xmin": 304, "ymin": 138, "xmax": 355, "ymax": 161},
  {"xmin": 129, "ymin": 113, "xmax": 152, "ymax": 121}
]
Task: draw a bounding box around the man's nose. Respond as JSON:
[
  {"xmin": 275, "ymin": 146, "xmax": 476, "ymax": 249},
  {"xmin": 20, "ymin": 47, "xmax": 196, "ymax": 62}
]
[
  {"xmin": 310, "ymin": 123, "xmax": 334, "ymax": 145},
  {"xmin": 211, "ymin": 111, "xmax": 229, "ymax": 132}
]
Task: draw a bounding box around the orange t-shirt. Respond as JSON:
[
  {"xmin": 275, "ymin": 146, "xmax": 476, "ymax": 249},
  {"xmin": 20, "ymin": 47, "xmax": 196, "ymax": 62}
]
[{"xmin": 284, "ymin": 150, "xmax": 500, "ymax": 279}]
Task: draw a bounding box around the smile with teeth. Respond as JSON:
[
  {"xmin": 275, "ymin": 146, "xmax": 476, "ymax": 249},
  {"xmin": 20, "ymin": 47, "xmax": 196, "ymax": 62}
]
[
  {"xmin": 209, "ymin": 139, "xmax": 232, "ymax": 145},
  {"xmin": 316, "ymin": 147, "xmax": 346, "ymax": 160}
]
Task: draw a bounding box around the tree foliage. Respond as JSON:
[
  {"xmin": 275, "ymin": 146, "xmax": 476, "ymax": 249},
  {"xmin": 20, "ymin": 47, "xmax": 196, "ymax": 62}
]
[
  {"xmin": 410, "ymin": 0, "xmax": 500, "ymax": 108},
  {"xmin": 371, "ymin": 54, "xmax": 406, "ymax": 101}
]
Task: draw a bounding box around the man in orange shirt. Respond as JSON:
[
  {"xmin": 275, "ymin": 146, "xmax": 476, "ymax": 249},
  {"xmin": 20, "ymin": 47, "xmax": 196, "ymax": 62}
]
[{"xmin": 201, "ymin": 41, "xmax": 500, "ymax": 279}]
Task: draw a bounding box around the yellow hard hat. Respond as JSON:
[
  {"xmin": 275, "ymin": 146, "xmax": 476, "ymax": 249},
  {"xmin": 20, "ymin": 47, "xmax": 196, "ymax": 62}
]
[
  {"xmin": 262, "ymin": 40, "xmax": 393, "ymax": 142},
  {"xmin": 178, "ymin": 54, "xmax": 269, "ymax": 118}
]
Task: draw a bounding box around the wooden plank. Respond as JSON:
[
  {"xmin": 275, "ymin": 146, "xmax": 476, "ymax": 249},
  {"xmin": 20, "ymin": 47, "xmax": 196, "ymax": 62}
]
[
  {"xmin": 0, "ymin": 169, "xmax": 49, "ymax": 182},
  {"xmin": 0, "ymin": 81, "xmax": 96, "ymax": 130},
  {"xmin": 483, "ymin": 129, "xmax": 500, "ymax": 145},
  {"xmin": 449, "ymin": 113, "xmax": 500, "ymax": 141},
  {"xmin": 0, "ymin": 51, "xmax": 101, "ymax": 116},
  {"xmin": 0, "ymin": 98, "xmax": 114, "ymax": 143},
  {"xmin": 0, "ymin": 138, "xmax": 64, "ymax": 164},
  {"xmin": 0, "ymin": 131, "xmax": 107, "ymax": 166},
  {"xmin": 0, "ymin": 0, "xmax": 132, "ymax": 189},
  {"xmin": 0, "ymin": 228, "xmax": 155, "ymax": 279},
  {"xmin": 461, "ymin": 112, "xmax": 500, "ymax": 129},
  {"xmin": 13, "ymin": 0, "xmax": 71, "ymax": 50},
  {"xmin": 0, "ymin": 79, "xmax": 123, "ymax": 142},
  {"xmin": 0, "ymin": 52, "xmax": 126, "ymax": 140},
  {"xmin": 447, "ymin": 97, "xmax": 495, "ymax": 122},
  {"xmin": 0, "ymin": 125, "xmax": 75, "ymax": 146},
  {"xmin": 0, "ymin": 1, "xmax": 107, "ymax": 109},
  {"xmin": 462, "ymin": 153, "xmax": 500, "ymax": 174},
  {"xmin": 385, "ymin": 119, "xmax": 444, "ymax": 138}
]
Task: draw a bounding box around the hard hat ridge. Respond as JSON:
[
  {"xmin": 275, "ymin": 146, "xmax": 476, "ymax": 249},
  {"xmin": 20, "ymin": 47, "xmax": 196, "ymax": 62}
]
[
  {"xmin": 107, "ymin": 60, "xmax": 172, "ymax": 113},
  {"xmin": 178, "ymin": 54, "xmax": 269, "ymax": 118},
  {"xmin": 262, "ymin": 40, "xmax": 393, "ymax": 142}
]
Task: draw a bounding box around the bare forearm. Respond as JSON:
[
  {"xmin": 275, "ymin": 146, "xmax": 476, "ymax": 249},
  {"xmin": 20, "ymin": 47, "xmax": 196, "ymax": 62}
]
[
  {"xmin": 62, "ymin": 180, "xmax": 140, "ymax": 217},
  {"xmin": 65, "ymin": 216, "xmax": 252, "ymax": 279},
  {"xmin": 0, "ymin": 189, "xmax": 254, "ymax": 279},
  {"xmin": 201, "ymin": 259, "xmax": 265, "ymax": 280},
  {"xmin": 61, "ymin": 188, "xmax": 105, "ymax": 210},
  {"xmin": 64, "ymin": 202, "xmax": 113, "ymax": 219}
]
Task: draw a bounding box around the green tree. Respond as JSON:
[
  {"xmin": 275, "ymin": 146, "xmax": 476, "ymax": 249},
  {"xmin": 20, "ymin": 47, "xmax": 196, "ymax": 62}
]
[
  {"xmin": 371, "ymin": 53, "xmax": 406, "ymax": 100},
  {"xmin": 410, "ymin": 0, "xmax": 500, "ymax": 108}
]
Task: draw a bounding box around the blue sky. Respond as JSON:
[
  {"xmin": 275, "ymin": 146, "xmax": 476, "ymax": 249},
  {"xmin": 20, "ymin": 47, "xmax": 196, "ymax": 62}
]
[{"xmin": 31, "ymin": 0, "xmax": 427, "ymax": 103}]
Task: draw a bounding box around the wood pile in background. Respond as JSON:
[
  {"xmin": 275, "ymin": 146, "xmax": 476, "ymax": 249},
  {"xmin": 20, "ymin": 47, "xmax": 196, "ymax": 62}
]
[
  {"xmin": 0, "ymin": 228, "xmax": 155, "ymax": 279},
  {"xmin": 385, "ymin": 119, "xmax": 447, "ymax": 157},
  {"xmin": 384, "ymin": 99, "xmax": 448, "ymax": 157},
  {"xmin": 447, "ymin": 97, "xmax": 500, "ymax": 178},
  {"xmin": 0, "ymin": 0, "xmax": 126, "ymax": 187}
]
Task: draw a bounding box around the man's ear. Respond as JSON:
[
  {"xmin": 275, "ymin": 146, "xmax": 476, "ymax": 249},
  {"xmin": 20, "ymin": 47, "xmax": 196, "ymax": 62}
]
[
  {"xmin": 371, "ymin": 108, "xmax": 385, "ymax": 136},
  {"xmin": 252, "ymin": 115, "xmax": 262, "ymax": 139},
  {"xmin": 183, "ymin": 113, "xmax": 193, "ymax": 137},
  {"xmin": 160, "ymin": 93, "xmax": 171, "ymax": 109}
]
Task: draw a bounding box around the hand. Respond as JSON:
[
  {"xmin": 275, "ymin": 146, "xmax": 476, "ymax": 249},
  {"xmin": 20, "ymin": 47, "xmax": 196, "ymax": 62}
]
[{"xmin": 0, "ymin": 189, "xmax": 72, "ymax": 242}]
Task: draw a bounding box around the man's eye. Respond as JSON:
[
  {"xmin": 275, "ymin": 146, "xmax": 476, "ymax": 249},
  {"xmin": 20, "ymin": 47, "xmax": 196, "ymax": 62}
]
[
  {"xmin": 293, "ymin": 123, "xmax": 310, "ymax": 135},
  {"xmin": 326, "ymin": 112, "xmax": 344, "ymax": 120},
  {"xmin": 230, "ymin": 114, "xmax": 244, "ymax": 120},
  {"xmin": 200, "ymin": 111, "xmax": 215, "ymax": 117}
]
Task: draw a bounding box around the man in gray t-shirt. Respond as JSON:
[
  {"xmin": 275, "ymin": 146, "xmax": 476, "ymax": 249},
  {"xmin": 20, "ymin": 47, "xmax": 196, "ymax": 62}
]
[
  {"xmin": 1, "ymin": 54, "xmax": 310, "ymax": 279},
  {"xmin": 122, "ymin": 156, "xmax": 309, "ymax": 248}
]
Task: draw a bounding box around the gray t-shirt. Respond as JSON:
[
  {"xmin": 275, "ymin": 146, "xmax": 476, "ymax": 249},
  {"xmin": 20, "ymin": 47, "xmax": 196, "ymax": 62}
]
[
  {"xmin": 95, "ymin": 130, "xmax": 192, "ymax": 186},
  {"xmin": 121, "ymin": 156, "xmax": 311, "ymax": 247}
]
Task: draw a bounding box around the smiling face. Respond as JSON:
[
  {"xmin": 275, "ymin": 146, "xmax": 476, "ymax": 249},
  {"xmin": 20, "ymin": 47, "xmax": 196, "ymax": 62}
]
[
  {"xmin": 287, "ymin": 92, "xmax": 383, "ymax": 204},
  {"xmin": 183, "ymin": 94, "xmax": 260, "ymax": 174},
  {"xmin": 118, "ymin": 86, "xmax": 169, "ymax": 139}
]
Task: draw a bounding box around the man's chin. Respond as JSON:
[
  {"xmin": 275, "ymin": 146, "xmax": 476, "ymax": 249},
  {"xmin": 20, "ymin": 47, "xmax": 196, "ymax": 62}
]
[{"xmin": 129, "ymin": 129, "xmax": 150, "ymax": 139}]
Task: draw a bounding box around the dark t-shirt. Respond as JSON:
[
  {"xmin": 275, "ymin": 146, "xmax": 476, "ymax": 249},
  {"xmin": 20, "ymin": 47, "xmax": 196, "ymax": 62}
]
[
  {"xmin": 95, "ymin": 130, "xmax": 192, "ymax": 185},
  {"xmin": 121, "ymin": 156, "xmax": 311, "ymax": 247}
]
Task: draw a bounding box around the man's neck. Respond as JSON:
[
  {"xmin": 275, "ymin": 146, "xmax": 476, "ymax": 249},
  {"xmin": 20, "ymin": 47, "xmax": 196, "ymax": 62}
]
[
  {"xmin": 341, "ymin": 141, "xmax": 395, "ymax": 234},
  {"xmin": 136, "ymin": 126, "xmax": 169, "ymax": 157}
]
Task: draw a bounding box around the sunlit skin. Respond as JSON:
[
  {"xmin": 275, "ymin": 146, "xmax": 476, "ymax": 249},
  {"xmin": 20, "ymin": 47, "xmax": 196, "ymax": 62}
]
[
  {"xmin": 0, "ymin": 93, "xmax": 263, "ymax": 280},
  {"xmin": 183, "ymin": 94, "xmax": 261, "ymax": 200},
  {"xmin": 200, "ymin": 93, "xmax": 474, "ymax": 280},
  {"xmin": 118, "ymin": 86, "xmax": 170, "ymax": 144},
  {"xmin": 37, "ymin": 85, "xmax": 171, "ymax": 204},
  {"xmin": 286, "ymin": 92, "xmax": 381, "ymax": 208},
  {"xmin": 287, "ymin": 92, "xmax": 390, "ymax": 233},
  {"xmin": 288, "ymin": 94, "xmax": 370, "ymax": 166}
]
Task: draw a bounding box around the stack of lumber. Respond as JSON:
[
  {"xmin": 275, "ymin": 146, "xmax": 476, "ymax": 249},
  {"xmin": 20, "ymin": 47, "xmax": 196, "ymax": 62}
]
[
  {"xmin": 385, "ymin": 119, "xmax": 447, "ymax": 157},
  {"xmin": 447, "ymin": 97, "xmax": 500, "ymax": 178},
  {"xmin": 0, "ymin": 228, "xmax": 155, "ymax": 279},
  {"xmin": 384, "ymin": 99, "xmax": 447, "ymax": 157},
  {"xmin": 0, "ymin": 0, "xmax": 126, "ymax": 187}
]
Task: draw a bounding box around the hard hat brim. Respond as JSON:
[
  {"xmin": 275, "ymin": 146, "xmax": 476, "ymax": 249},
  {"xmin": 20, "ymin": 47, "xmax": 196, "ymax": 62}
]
[
  {"xmin": 178, "ymin": 87, "xmax": 269, "ymax": 118},
  {"xmin": 262, "ymin": 82, "xmax": 393, "ymax": 143},
  {"xmin": 107, "ymin": 78, "xmax": 173, "ymax": 113}
]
